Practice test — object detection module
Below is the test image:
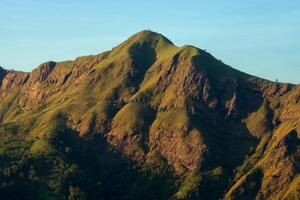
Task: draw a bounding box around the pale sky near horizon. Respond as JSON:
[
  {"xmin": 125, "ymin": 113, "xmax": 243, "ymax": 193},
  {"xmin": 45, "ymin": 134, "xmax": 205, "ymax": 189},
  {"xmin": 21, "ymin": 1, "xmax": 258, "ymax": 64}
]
[{"xmin": 0, "ymin": 0, "xmax": 299, "ymax": 83}]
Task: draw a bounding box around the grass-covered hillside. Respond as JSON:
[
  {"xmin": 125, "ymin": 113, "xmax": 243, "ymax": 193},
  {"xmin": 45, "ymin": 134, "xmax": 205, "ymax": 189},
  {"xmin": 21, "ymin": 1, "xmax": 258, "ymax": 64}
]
[{"xmin": 0, "ymin": 30, "xmax": 299, "ymax": 200}]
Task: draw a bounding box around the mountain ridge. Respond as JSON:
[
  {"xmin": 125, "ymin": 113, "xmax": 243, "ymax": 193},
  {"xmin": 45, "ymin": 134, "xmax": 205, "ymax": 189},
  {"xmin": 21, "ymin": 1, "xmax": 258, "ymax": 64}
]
[
  {"xmin": 0, "ymin": 30, "xmax": 299, "ymax": 200},
  {"xmin": 1, "ymin": 30, "xmax": 294, "ymax": 86}
]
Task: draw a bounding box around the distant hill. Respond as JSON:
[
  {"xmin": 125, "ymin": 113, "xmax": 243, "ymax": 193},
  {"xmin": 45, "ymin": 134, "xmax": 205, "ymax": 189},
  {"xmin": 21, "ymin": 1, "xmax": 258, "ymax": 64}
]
[{"xmin": 0, "ymin": 30, "xmax": 299, "ymax": 200}]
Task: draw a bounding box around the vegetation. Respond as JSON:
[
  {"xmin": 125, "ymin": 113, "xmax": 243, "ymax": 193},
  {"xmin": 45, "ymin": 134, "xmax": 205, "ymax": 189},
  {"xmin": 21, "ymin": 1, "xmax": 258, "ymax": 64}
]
[
  {"xmin": 244, "ymin": 100, "xmax": 272, "ymax": 138},
  {"xmin": 0, "ymin": 30, "xmax": 299, "ymax": 199}
]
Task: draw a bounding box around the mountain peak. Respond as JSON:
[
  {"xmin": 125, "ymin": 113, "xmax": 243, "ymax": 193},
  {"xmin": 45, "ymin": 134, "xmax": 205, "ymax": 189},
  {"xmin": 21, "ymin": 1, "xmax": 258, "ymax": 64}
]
[
  {"xmin": 0, "ymin": 31, "xmax": 299, "ymax": 200},
  {"xmin": 110, "ymin": 30, "xmax": 175, "ymax": 59},
  {"xmin": 128, "ymin": 30, "xmax": 175, "ymax": 50},
  {"xmin": 133, "ymin": 30, "xmax": 174, "ymax": 44}
]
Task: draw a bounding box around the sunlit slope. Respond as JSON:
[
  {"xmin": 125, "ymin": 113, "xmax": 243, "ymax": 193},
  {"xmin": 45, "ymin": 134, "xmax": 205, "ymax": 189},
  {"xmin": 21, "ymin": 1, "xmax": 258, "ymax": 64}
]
[{"xmin": 0, "ymin": 30, "xmax": 299, "ymax": 200}]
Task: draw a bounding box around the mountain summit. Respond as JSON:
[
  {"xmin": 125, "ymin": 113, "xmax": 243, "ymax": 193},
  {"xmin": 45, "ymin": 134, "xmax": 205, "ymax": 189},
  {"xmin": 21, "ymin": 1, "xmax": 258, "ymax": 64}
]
[{"xmin": 0, "ymin": 31, "xmax": 299, "ymax": 200}]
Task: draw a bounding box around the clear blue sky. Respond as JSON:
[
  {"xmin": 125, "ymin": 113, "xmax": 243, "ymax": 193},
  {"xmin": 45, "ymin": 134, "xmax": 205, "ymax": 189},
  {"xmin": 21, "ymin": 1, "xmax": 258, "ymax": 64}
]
[{"xmin": 1, "ymin": 0, "xmax": 299, "ymax": 83}]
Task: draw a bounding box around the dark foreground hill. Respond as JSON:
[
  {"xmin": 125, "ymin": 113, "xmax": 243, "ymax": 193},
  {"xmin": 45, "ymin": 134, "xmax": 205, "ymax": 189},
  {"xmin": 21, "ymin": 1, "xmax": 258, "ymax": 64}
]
[{"xmin": 0, "ymin": 30, "xmax": 299, "ymax": 200}]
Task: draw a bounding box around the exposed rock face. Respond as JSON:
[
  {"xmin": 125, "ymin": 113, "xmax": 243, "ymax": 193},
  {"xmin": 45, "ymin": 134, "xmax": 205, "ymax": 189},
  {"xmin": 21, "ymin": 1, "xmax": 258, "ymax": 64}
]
[
  {"xmin": 0, "ymin": 30, "xmax": 299, "ymax": 200},
  {"xmin": 30, "ymin": 61, "xmax": 56, "ymax": 82},
  {"xmin": 0, "ymin": 70, "xmax": 28, "ymax": 103}
]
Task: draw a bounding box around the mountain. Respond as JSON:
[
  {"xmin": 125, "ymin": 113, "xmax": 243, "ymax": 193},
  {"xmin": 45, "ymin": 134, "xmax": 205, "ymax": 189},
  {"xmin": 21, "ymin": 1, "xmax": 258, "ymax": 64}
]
[{"xmin": 0, "ymin": 30, "xmax": 299, "ymax": 200}]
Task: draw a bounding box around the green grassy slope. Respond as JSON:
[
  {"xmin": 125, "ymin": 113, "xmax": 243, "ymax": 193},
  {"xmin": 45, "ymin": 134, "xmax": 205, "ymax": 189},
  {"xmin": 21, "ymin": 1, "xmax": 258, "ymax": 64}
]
[{"xmin": 0, "ymin": 30, "xmax": 299, "ymax": 200}]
